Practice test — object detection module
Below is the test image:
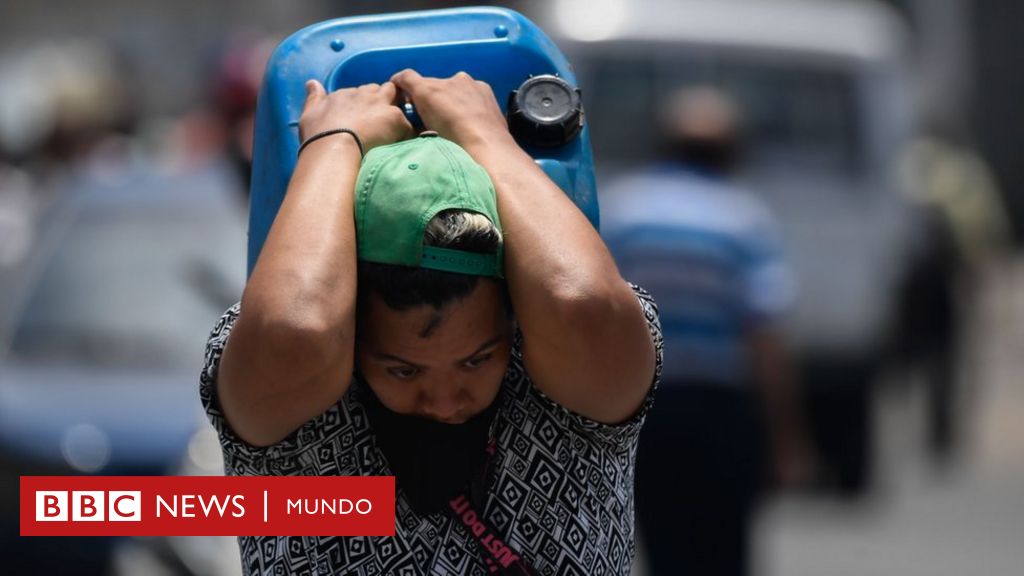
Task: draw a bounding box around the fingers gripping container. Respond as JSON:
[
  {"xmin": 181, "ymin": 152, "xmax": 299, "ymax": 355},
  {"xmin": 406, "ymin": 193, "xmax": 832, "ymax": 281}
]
[{"xmin": 247, "ymin": 7, "xmax": 599, "ymax": 275}]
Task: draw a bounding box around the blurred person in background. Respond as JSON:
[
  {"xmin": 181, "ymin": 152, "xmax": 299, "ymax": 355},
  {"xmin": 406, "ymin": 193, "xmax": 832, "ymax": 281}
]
[
  {"xmin": 602, "ymin": 87, "xmax": 809, "ymax": 576},
  {"xmin": 8, "ymin": 40, "xmax": 141, "ymax": 187},
  {"xmin": 206, "ymin": 32, "xmax": 276, "ymax": 197},
  {"xmin": 161, "ymin": 31, "xmax": 274, "ymax": 204},
  {"xmin": 0, "ymin": 38, "xmax": 135, "ymax": 361},
  {"xmin": 894, "ymin": 130, "xmax": 1012, "ymax": 462}
]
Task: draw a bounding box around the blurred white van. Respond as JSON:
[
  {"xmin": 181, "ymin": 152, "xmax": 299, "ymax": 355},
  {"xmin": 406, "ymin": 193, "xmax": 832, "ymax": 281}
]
[{"xmin": 540, "ymin": 0, "xmax": 921, "ymax": 491}]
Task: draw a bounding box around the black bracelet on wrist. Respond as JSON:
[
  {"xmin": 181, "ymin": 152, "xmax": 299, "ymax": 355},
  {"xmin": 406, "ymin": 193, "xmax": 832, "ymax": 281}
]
[{"xmin": 297, "ymin": 128, "xmax": 364, "ymax": 158}]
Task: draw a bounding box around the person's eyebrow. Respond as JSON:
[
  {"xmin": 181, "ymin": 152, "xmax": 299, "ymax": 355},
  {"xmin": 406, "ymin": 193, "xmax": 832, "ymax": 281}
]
[
  {"xmin": 370, "ymin": 335, "xmax": 503, "ymax": 367},
  {"xmin": 370, "ymin": 352, "xmax": 426, "ymax": 369},
  {"xmin": 457, "ymin": 335, "xmax": 504, "ymax": 364}
]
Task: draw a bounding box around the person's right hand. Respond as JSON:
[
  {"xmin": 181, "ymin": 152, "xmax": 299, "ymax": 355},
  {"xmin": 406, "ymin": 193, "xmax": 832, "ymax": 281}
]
[{"xmin": 298, "ymin": 79, "xmax": 414, "ymax": 153}]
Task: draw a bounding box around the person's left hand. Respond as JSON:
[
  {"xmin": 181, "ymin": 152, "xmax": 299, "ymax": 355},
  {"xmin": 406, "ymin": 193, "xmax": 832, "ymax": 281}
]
[{"xmin": 389, "ymin": 69, "xmax": 515, "ymax": 155}]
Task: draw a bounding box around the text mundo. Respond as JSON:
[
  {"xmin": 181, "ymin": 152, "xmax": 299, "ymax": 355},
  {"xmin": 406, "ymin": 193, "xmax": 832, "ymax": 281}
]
[{"xmin": 286, "ymin": 497, "xmax": 373, "ymax": 515}]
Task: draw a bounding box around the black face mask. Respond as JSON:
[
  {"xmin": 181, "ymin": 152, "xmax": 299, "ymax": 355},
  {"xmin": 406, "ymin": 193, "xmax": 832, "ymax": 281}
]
[
  {"xmin": 357, "ymin": 375, "xmax": 501, "ymax": 516},
  {"xmin": 665, "ymin": 136, "xmax": 739, "ymax": 176}
]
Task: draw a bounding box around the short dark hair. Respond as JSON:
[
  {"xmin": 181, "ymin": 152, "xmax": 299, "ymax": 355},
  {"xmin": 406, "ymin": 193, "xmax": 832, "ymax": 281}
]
[{"xmin": 357, "ymin": 210, "xmax": 507, "ymax": 329}]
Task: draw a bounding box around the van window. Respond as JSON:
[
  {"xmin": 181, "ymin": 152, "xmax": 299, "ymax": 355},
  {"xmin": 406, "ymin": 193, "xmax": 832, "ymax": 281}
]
[{"xmin": 579, "ymin": 53, "xmax": 863, "ymax": 175}]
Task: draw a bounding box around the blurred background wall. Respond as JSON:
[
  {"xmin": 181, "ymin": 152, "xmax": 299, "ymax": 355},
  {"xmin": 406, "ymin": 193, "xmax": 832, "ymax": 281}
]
[{"xmin": 1, "ymin": 0, "xmax": 1020, "ymax": 236}]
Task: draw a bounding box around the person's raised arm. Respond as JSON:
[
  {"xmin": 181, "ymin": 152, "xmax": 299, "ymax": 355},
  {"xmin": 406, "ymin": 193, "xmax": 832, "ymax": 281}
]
[
  {"xmin": 391, "ymin": 70, "xmax": 655, "ymax": 424},
  {"xmin": 217, "ymin": 80, "xmax": 412, "ymax": 447}
]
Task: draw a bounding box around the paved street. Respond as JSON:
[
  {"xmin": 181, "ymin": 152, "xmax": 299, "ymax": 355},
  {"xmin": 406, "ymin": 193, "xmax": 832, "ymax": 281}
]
[{"xmin": 761, "ymin": 258, "xmax": 1024, "ymax": 575}]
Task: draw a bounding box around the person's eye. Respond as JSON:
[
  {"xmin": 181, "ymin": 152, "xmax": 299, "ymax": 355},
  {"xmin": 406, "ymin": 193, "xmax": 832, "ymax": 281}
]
[
  {"xmin": 388, "ymin": 366, "xmax": 420, "ymax": 380},
  {"xmin": 463, "ymin": 354, "xmax": 492, "ymax": 369}
]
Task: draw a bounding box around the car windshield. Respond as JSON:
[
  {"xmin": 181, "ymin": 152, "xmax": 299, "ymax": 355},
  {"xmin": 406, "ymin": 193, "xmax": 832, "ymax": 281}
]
[
  {"xmin": 578, "ymin": 52, "xmax": 863, "ymax": 175},
  {"xmin": 8, "ymin": 207, "xmax": 246, "ymax": 371}
]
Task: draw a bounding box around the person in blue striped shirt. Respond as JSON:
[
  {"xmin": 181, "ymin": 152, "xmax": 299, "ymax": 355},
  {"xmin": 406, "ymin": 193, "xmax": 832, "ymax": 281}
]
[{"xmin": 601, "ymin": 87, "xmax": 810, "ymax": 576}]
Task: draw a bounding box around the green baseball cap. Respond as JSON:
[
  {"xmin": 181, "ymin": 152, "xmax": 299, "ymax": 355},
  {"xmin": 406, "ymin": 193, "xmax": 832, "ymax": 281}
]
[{"xmin": 354, "ymin": 132, "xmax": 503, "ymax": 278}]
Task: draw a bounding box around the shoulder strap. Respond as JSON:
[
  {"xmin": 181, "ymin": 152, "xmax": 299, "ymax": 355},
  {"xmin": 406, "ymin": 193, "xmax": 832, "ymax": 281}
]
[{"xmin": 447, "ymin": 439, "xmax": 537, "ymax": 575}]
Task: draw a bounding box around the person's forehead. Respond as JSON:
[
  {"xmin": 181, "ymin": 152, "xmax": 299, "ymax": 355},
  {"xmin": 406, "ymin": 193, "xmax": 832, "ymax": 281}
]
[{"xmin": 361, "ymin": 284, "xmax": 509, "ymax": 357}]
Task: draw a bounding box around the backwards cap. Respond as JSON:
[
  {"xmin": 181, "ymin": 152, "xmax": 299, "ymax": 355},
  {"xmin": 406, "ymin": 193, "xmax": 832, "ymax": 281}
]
[{"xmin": 354, "ymin": 132, "xmax": 503, "ymax": 278}]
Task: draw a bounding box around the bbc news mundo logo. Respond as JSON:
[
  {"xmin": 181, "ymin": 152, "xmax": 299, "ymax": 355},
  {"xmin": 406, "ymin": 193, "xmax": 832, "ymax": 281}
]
[{"xmin": 21, "ymin": 476, "xmax": 395, "ymax": 537}]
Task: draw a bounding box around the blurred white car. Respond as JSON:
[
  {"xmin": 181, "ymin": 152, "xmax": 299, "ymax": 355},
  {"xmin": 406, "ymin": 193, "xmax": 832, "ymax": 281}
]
[{"xmin": 0, "ymin": 157, "xmax": 247, "ymax": 574}]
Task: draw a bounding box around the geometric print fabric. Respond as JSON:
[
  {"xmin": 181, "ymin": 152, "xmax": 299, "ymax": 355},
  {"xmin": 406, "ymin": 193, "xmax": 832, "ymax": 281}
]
[{"xmin": 199, "ymin": 284, "xmax": 663, "ymax": 575}]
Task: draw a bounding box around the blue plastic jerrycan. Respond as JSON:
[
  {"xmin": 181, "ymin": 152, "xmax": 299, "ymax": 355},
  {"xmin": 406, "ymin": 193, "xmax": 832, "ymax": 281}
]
[{"xmin": 247, "ymin": 6, "xmax": 598, "ymax": 275}]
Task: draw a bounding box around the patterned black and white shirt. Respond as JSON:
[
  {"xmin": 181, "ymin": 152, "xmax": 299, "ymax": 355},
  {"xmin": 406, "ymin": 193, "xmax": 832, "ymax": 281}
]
[{"xmin": 199, "ymin": 284, "xmax": 662, "ymax": 576}]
